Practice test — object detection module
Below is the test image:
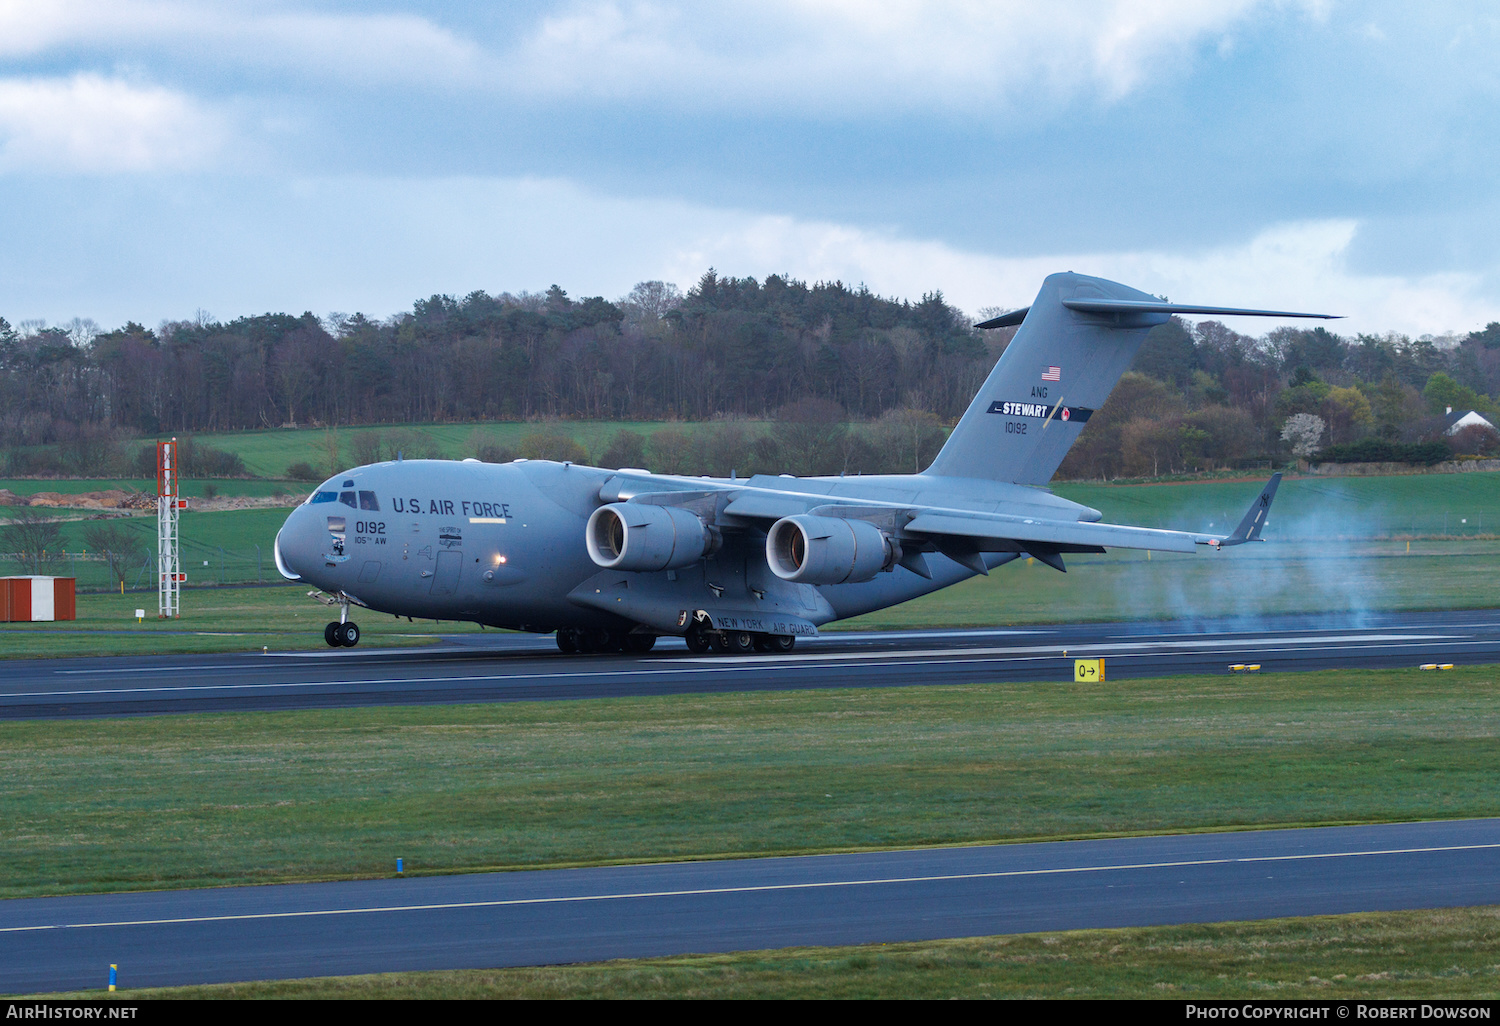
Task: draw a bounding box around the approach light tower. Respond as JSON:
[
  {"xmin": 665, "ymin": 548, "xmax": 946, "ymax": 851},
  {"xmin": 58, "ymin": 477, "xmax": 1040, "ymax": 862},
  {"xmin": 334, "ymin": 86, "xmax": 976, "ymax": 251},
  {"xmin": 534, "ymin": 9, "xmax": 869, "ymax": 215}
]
[{"xmin": 157, "ymin": 438, "xmax": 184, "ymax": 618}]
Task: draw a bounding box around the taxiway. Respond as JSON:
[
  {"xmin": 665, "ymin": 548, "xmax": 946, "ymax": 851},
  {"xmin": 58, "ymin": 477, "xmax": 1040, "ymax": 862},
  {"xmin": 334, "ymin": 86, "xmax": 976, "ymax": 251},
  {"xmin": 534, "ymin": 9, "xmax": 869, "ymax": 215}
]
[{"xmin": 4, "ymin": 819, "xmax": 1498, "ymax": 993}]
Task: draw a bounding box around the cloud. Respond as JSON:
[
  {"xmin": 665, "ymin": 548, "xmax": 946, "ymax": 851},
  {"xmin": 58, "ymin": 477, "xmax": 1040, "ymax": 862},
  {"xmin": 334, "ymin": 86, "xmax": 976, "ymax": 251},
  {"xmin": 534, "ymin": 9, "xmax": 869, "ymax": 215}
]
[
  {"xmin": 0, "ymin": 1, "xmax": 1293, "ymax": 109},
  {"xmin": 0, "ymin": 1, "xmax": 488, "ymax": 88},
  {"xmin": 5, "ymin": 172, "xmax": 1496, "ymax": 338},
  {"xmin": 0, "ymin": 73, "xmax": 226, "ymax": 172},
  {"xmin": 660, "ymin": 213, "xmax": 1500, "ymax": 336},
  {"xmin": 507, "ymin": 0, "xmax": 1277, "ymax": 112}
]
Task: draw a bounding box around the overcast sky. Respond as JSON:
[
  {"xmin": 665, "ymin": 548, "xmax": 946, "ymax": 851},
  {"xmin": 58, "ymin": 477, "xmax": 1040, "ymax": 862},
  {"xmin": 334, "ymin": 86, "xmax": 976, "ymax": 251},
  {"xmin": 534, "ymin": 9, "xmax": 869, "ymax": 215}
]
[{"xmin": 2, "ymin": 0, "xmax": 1498, "ymax": 336}]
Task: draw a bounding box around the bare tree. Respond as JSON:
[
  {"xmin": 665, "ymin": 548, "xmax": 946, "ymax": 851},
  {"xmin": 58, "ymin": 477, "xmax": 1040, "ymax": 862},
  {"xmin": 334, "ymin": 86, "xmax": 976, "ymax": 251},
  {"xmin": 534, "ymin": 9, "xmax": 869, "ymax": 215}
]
[
  {"xmin": 83, "ymin": 522, "xmax": 148, "ymax": 589},
  {"xmin": 3, "ymin": 508, "xmax": 63, "ymax": 574}
]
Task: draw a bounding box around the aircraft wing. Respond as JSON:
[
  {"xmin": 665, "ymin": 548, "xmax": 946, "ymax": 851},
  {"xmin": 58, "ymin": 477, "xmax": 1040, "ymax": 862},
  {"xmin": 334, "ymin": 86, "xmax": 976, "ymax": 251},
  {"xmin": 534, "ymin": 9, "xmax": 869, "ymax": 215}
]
[
  {"xmin": 709, "ymin": 473, "xmax": 1283, "ymax": 571},
  {"xmin": 606, "ymin": 471, "xmax": 1281, "ymax": 573}
]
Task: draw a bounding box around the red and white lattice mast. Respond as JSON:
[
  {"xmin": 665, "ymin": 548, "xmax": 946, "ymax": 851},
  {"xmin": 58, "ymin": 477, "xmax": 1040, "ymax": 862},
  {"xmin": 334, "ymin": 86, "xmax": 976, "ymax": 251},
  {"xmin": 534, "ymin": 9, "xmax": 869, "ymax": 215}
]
[{"xmin": 157, "ymin": 439, "xmax": 185, "ymax": 618}]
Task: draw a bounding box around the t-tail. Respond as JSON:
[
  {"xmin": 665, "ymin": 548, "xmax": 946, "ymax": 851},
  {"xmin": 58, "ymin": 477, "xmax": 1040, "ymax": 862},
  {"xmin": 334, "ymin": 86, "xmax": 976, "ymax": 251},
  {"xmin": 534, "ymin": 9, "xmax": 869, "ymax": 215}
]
[{"xmin": 923, "ymin": 272, "xmax": 1338, "ymax": 486}]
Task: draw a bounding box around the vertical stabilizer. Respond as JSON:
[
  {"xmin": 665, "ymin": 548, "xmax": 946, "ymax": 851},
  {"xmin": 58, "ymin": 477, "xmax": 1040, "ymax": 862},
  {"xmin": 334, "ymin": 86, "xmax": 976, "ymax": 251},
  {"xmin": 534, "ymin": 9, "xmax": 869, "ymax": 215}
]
[{"xmin": 925, "ymin": 272, "xmax": 1165, "ymax": 485}]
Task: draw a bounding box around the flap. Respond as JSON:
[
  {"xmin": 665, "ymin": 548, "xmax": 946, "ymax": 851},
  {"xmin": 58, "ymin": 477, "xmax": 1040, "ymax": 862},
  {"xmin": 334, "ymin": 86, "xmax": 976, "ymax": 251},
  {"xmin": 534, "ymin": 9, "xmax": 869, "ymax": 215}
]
[{"xmin": 904, "ymin": 511, "xmax": 1203, "ymax": 554}]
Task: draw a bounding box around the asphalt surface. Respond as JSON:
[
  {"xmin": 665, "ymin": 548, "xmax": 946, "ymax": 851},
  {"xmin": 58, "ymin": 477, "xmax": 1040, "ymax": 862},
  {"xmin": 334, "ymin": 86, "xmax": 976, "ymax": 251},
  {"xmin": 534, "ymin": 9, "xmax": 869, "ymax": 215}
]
[
  {"xmin": 4, "ymin": 819, "xmax": 1499, "ymax": 993},
  {"xmin": 1, "ymin": 609, "xmax": 1497, "ymax": 719},
  {"xmin": 4, "ymin": 613, "xmax": 1499, "ymax": 992}
]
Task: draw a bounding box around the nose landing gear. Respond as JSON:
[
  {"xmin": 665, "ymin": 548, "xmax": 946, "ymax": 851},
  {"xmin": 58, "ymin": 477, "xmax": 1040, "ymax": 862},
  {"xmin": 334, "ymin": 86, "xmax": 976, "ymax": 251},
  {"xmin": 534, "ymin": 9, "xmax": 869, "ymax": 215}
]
[{"xmin": 321, "ymin": 592, "xmax": 360, "ymax": 647}]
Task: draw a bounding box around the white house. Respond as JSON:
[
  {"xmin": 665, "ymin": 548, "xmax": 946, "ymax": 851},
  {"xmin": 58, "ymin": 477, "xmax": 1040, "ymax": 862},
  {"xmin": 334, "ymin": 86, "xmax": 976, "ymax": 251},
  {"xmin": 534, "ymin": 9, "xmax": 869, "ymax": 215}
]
[{"xmin": 1444, "ymin": 407, "xmax": 1497, "ymax": 435}]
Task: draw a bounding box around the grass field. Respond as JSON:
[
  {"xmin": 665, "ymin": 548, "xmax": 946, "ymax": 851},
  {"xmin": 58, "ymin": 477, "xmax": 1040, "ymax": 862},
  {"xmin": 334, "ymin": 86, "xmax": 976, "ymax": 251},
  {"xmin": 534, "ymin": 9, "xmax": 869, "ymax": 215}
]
[
  {"xmin": 3, "ymin": 537, "xmax": 1498, "ymax": 656},
  {"xmin": 0, "ymin": 478, "xmax": 294, "ymax": 498},
  {"xmin": 0, "ymin": 583, "xmax": 485, "ymax": 658},
  {"xmin": 190, "ymin": 420, "xmax": 738, "ymax": 479},
  {"xmin": 1054, "ymin": 472, "xmax": 1500, "ymax": 539},
  {"xmin": 3, "ymin": 669, "xmax": 1497, "ymax": 900},
  {"xmin": 38, "ymin": 908, "xmax": 1500, "ymax": 999},
  {"xmin": 2, "ymin": 509, "xmax": 334, "ymax": 598}
]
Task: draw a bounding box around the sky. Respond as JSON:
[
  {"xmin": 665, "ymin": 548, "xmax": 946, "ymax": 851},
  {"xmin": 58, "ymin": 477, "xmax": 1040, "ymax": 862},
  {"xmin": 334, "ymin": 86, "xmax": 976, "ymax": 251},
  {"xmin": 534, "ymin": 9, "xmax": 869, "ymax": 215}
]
[{"xmin": 1, "ymin": 0, "xmax": 1498, "ymax": 336}]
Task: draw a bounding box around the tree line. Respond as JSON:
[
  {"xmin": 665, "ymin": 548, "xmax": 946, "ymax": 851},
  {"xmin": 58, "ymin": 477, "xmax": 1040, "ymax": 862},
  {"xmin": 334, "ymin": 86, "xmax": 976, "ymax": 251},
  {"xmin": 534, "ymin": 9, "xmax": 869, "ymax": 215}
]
[{"xmin": 2, "ymin": 270, "xmax": 1498, "ymax": 481}]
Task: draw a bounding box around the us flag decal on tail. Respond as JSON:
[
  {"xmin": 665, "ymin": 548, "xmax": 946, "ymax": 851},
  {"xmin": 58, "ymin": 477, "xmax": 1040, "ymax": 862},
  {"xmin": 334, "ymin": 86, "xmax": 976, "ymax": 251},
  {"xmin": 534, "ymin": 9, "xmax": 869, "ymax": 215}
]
[{"xmin": 1042, "ymin": 366, "xmax": 1061, "ymax": 381}]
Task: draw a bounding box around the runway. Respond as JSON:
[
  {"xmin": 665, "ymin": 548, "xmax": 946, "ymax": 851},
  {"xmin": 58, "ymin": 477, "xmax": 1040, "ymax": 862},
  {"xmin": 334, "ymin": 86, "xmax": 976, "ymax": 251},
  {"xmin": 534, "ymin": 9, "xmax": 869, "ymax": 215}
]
[
  {"xmin": 4, "ymin": 818, "xmax": 1499, "ymax": 993},
  {"xmin": 1, "ymin": 609, "xmax": 1497, "ymax": 719}
]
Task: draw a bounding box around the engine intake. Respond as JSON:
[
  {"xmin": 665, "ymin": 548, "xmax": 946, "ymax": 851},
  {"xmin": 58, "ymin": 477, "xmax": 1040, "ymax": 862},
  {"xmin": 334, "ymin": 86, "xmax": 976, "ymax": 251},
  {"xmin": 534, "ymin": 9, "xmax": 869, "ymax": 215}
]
[
  {"xmin": 586, "ymin": 503, "xmax": 719, "ymax": 572},
  {"xmin": 766, "ymin": 515, "xmax": 895, "ymax": 585}
]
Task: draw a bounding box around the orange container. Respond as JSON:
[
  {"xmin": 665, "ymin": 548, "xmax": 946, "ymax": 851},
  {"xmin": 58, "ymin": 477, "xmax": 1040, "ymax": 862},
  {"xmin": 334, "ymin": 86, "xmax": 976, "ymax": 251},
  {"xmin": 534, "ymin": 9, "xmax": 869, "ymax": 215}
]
[{"xmin": 0, "ymin": 577, "xmax": 76, "ymax": 621}]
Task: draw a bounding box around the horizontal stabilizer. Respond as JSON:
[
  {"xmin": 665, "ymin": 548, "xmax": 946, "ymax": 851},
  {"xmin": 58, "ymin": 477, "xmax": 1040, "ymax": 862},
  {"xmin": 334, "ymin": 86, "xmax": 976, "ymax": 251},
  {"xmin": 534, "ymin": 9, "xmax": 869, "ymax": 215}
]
[
  {"xmin": 1062, "ymin": 299, "xmax": 1340, "ymax": 321},
  {"xmin": 974, "ymin": 307, "xmax": 1030, "ymax": 329}
]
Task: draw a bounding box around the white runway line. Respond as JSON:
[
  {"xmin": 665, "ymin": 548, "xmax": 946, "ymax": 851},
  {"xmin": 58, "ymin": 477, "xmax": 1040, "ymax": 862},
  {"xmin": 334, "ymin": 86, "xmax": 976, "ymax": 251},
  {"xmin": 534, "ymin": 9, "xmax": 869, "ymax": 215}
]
[
  {"xmin": 6, "ymin": 841, "xmax": 1498, "ymax": 934},
  {"xmin": 670, "ymin": 634, "xmax": 1464, "ymax": 664},
  {"xmin": 8, "ymin": 634, "xmax": 1482, "ymax": 699}
]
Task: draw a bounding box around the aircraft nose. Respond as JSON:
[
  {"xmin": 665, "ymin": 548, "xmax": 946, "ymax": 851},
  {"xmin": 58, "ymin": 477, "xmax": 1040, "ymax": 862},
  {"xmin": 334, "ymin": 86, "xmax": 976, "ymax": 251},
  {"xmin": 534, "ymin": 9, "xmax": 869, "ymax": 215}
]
[{"xmin": 274, "ymin": 505, "xmax": 321, "ymax": 581}]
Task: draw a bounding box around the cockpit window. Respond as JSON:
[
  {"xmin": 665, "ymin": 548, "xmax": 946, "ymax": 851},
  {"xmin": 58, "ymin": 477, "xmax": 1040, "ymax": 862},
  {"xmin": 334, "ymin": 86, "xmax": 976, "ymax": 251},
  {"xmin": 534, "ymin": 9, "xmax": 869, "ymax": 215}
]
[
  {"xmin": 339, "ymin": 491, "xmax": 358, "ymax": 508},
  {"xmin": 358, "ymin": 490, "xmax": 380, "ymax": 511},
  {"xmin": 311, "ymin": 491, "xmax": 338, "ymax": 504}
]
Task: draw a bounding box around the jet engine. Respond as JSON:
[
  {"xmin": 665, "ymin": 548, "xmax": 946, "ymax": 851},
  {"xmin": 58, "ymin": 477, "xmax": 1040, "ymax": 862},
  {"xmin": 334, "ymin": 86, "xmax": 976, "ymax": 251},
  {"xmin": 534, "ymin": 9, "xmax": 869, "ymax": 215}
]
[
  {"xmin": 765, "ymin": 514, "xmax": 896, "ymax": 585},
  {"xmin": 586, "ymin": 502, "xmax": 720, "ymax": 572}
]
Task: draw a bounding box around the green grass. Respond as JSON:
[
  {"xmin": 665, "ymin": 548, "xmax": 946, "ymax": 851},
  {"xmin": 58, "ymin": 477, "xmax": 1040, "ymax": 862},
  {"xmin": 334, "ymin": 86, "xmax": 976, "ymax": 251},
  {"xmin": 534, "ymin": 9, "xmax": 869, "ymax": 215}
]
[
  {"xmin": 5, "ymin": 537, "xmax": 1498, "ymax": 657},
  {"xmin": 0, "ymin": 478, "xmax": 294, "ymax": 498},
  {"xmin": 1053, "ymin": 472, "xmax": 1500, "ymax": 538},
  {"xmin": 3, "ymin": 670, "xmax": 1497, "ymax": 900},
  {"xmin": 842, "ymin": 539, "xmax": 1500, "ymax": 629},
  {"xmin": 0, "ymin": 582, "xmax": 486, "ymax": 657},
  {"xmin": 37, "ymin": 908, "xmax": 1500, "ymax": 999},
  {"xmin": 3, "ymin": 509, "xmax": 333, "ymax": 597},
  {"xmin": 190, "ymin": 420, "xmax": 738, "ymax": 479}
]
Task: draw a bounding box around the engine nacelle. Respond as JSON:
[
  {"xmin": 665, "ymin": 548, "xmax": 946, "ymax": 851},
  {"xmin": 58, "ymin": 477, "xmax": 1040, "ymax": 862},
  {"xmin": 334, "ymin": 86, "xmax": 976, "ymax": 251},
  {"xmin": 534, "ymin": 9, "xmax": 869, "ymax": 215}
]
[
  {"xmin": 586, "ymin": 502, "xmax": 719, "ymax": 572},
  {"xmin": 766, "ymin": 515, "xmax": 895, "ymax": 585}
]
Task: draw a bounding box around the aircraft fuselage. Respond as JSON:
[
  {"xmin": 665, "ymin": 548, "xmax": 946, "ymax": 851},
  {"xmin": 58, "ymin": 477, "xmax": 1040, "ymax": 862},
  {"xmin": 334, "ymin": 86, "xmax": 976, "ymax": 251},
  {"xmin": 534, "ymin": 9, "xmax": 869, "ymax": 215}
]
[{"xmin": 274, "ymin": 457, "xmax": 1086, "ymax": 635}]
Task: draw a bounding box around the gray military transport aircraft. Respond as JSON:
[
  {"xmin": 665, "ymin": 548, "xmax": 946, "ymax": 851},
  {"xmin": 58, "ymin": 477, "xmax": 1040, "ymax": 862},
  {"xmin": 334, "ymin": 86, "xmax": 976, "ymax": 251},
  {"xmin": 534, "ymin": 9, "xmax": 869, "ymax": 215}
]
[{"xmin": 274, "ymin": 271, "xmax": 1335, "ymax": 652}]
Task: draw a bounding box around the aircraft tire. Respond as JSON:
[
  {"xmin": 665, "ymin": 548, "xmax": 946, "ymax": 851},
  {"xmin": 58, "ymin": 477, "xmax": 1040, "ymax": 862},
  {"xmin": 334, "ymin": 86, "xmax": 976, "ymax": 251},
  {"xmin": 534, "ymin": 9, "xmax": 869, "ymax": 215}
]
[
  {"xmin": 324, "ymin": 622, "xmax": 340, "ymax": 647},
  {"xmin": 624, "ymin": 634, "xmax": 657, "ymax": 653},
  {"xmin": 770, "ymin": 635, "xmax": 796, "ymax": 653},
  {"xmin": 727, "ymin": 631, "xmax": 755, "ymax": 654},
  {"xmin": 340, "ymin": 622, "xmax": 360, "ymax": 647},
  {"xmin": 556, "ymin": 630, "xmax": 577, "ymax": 654},
  {"xmin": 709, "ymin": 632, "xmax": 731, "ymax": 653},
  {"xmin": 752, "ymin": 635, "xmax": 772, "ymax": 652},
  {"xmin": 685, "ymin": 629, "xmax": 712, "ymax": 654}
]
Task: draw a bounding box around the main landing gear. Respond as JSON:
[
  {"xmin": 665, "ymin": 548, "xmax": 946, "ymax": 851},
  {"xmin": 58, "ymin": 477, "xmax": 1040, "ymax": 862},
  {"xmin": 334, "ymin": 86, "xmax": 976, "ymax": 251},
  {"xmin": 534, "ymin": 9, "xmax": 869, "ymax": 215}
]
[
  {"xmin": 688, "ymin": 626, "xmax": 795, "ymax": 655},
  {"xmin": 555, "ymin": 628, "xmax": 657, "ymax": 655},
  {"xmin": 555, "ymin": 626, "xmax": 797, "ymax": 656},
  {"xmin": 324, "ymin": 620, "xmax": 360, "ymax": 647}
]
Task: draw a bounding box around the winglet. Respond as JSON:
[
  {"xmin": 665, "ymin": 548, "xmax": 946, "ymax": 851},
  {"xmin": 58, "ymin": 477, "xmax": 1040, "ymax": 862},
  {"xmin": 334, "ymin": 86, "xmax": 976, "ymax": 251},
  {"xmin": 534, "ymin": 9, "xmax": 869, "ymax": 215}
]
[
  {"xmin": 975, "ymin": 307, "xmax": 1029, "ymax": 329},
  {"xmin": 1214, "ymin": 473, "xmax": 1282, "ymax": 548}
]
